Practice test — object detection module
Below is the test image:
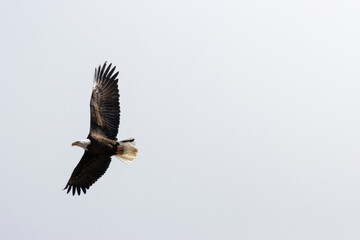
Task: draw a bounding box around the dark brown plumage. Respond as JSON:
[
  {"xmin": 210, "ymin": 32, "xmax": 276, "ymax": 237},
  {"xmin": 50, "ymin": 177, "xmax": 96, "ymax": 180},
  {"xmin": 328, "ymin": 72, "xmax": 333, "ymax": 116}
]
[{"xmin": 64, "ymin": 62, "xmax": 137, "ymax": 196}]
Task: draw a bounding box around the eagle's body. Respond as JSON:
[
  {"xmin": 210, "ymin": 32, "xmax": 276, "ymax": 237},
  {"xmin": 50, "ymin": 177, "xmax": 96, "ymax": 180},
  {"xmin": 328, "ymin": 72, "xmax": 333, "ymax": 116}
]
[{"xmin": 64, "ymin": 62, "xmax": 137, "ymax": 196}]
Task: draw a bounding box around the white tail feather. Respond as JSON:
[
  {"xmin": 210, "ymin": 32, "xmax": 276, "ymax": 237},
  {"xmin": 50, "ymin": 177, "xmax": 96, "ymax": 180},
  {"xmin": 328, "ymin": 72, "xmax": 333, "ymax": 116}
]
[{"xmin": 115, "ymin": 139, "xmax": 138, "ymax": 164}]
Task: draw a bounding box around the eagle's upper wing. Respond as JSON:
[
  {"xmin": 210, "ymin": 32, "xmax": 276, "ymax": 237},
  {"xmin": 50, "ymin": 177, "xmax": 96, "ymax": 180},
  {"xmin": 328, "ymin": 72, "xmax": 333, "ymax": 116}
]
[
  {"xmin": 64, "ymin": 151, "xmax": 111, "ymax": 195},
  {"xmin": 89, "ymin": 62, "xmax": 120, "ymax": 140}
]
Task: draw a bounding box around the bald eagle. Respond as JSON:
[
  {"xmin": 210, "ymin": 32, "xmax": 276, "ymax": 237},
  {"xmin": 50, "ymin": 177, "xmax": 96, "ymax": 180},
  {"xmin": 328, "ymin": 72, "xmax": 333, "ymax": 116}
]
[{"xmin": 64, "ymin": 62, "xmax": 138, "ymax": 195}]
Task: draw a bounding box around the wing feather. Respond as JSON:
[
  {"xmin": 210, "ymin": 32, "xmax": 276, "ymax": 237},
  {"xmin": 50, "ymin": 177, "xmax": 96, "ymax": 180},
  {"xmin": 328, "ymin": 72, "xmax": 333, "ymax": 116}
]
[
  {"xmin": 64, "ymin": 151, "xmax": 112, "ymax": 195},
  {"xmin": 89, "ymin": 62, "xmax": 120, "ymax": 139}
]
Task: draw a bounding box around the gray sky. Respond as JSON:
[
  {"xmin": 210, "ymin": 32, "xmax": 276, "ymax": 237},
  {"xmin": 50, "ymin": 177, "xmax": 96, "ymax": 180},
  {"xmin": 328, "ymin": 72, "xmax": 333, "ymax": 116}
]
[{"xmin": 1, "ymin": 0, "xmax": 360, "ymax": 239}]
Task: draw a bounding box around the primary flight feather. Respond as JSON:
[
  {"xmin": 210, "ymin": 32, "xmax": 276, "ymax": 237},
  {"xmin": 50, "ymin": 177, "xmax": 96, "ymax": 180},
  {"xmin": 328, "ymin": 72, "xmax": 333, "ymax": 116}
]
[{"xmin": 64, "ymin": 62, "xmax": 138, "ymax": 196}]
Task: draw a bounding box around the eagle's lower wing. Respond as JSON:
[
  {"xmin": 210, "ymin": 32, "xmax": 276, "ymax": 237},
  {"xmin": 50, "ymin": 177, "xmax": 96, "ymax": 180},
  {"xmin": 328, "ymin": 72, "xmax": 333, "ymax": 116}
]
[
  {"xmin": 89, "ymin": 62, "xmax": 120, "ymax": 140},
  {"xmin": 64, "ymin": 151, "xmax": 111, "ymax": 195}
]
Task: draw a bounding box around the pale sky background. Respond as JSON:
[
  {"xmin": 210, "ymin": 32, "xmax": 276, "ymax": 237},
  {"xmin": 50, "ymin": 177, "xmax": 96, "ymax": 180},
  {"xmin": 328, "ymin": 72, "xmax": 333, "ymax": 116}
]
[{"xmin": 1, "ymin": 0, "xmax": 360, "ymax": 239}]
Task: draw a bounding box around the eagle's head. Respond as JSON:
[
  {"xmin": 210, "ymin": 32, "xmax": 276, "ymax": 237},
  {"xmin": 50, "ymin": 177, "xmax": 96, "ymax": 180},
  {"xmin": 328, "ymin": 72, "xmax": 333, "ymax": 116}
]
[{"xmin": 72, "ymin": 139, "xmax": 91, "ymax": 150}]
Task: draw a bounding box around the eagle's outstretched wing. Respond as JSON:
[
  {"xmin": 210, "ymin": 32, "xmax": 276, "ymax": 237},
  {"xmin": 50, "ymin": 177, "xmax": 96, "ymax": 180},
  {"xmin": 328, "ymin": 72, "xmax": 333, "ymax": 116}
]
[
  {"xmin": 89, "ymin": 62, "xmax": 120, "ymax": 140},
  {"xmin": 64, "ymin": 151, "xmax": 111, "ymax": 195}
]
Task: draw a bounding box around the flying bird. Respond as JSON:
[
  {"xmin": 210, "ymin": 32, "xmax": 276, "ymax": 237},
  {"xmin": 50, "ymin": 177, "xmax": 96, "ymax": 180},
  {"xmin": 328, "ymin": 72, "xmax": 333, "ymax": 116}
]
[{"xmin": 64, "ymin": 62, "xmax": 138, "ymax": 195}]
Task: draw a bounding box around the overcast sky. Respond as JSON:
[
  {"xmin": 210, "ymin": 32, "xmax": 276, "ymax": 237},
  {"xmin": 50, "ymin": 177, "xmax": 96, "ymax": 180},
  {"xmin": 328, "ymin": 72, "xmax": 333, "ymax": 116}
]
[{"xmin": 1, "ymin": 0, "xmax": 360, "ymax": 239}]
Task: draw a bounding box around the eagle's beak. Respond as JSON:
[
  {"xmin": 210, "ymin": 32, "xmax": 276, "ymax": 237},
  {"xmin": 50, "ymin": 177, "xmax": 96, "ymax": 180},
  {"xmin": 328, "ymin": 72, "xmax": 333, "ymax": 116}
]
[{"xmin": 72, "ymin": 141, "xmax": 78, "ymax": 146}]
